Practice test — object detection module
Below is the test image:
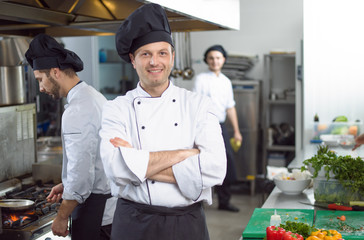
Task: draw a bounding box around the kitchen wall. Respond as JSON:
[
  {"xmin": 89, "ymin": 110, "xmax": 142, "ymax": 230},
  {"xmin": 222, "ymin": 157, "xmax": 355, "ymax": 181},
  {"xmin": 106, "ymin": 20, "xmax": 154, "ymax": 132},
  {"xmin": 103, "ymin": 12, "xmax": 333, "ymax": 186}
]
[
  {"xmin": 174, "ymin": 0, "xmax": 303, "ymax": 90},
  {"xmin": 304, "ymin": 0, "xmax": 364, "ymax": 144}
]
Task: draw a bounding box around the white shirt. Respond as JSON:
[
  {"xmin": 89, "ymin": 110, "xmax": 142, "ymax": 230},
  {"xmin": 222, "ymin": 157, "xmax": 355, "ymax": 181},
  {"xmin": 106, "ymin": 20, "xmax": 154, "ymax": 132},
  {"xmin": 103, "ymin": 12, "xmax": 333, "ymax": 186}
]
[
  {"xmin": 193, "ymin": 71, "xmax": 235, "ymax": 123},
  {"xmin": 99, "ymin": 81, "xmax": 226, "ymax": 207},
  {"xmin": 61, "ymin": 81, "xmax": 116, "ymax": 225}
]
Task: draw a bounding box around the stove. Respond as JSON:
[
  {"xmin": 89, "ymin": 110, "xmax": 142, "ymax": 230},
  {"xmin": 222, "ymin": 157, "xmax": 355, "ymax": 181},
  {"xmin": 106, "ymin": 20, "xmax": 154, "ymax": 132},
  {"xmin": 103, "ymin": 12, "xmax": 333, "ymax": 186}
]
[{"xmin": 0, "ymin": 182, "xmax": 61, "ymax": 240}]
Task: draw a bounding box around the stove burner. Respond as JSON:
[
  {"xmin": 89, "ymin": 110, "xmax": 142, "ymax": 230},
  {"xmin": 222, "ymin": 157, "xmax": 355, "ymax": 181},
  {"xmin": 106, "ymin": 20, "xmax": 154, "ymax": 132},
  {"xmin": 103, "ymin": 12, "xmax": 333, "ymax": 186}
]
[
  {"xmin": 2, "ymin": 210, "xmax": 38, "ymax": 229},
  {"xmin": 7, "ymin": 186, "xmax": 52, "ymax": 202}
]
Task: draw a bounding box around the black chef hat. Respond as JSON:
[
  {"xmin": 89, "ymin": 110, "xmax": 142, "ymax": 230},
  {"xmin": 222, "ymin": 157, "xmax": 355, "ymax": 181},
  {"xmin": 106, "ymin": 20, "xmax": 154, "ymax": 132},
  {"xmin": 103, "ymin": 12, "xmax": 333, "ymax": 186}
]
[
  {"xmin": 115, "ymin": 3, "xmax": 174, "ymax": 63},
  {"xmin": 203, "ymin": 45, "xmax": 228, "ymax": 64},
  {"xmin": 25, "ymin": 33, "xmax": 83, "ymax": 72}
]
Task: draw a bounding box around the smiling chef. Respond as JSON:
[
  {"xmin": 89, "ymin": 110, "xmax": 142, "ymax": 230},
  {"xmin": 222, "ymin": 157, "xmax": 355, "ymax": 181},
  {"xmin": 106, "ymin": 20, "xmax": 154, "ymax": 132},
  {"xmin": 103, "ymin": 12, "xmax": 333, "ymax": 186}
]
[{"xmin": 99, "ymin": 3, "xmax": 227, "ymax": 240}]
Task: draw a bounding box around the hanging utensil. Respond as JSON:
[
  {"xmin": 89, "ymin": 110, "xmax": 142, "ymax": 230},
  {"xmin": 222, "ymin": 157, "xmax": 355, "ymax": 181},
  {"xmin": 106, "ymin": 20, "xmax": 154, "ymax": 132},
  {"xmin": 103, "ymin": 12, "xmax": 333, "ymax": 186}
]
[{"xmin": 182, "ymin": 32, "xmax": 194, "ymax": 80}]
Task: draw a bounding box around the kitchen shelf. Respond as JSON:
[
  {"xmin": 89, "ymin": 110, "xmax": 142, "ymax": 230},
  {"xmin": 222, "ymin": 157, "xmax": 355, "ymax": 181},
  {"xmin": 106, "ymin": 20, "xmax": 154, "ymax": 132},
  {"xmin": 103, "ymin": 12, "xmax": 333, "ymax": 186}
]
[
  {"xmin": 267, "ymin": 145, "xmax": 295, "ymax": 151},
  {"xmin": 262, "ymin": 53, "xmax": 297, "ymax": 170},
  {"xmin": 268, "ymin": 99, "xmax": 295, "ymax": 105}
]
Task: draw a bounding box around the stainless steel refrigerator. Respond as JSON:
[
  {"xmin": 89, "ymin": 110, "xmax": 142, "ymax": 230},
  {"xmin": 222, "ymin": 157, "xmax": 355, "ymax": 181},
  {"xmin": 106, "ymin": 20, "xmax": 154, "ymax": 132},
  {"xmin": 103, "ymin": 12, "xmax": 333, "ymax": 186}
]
[{"xmin": 227, "ymin": 80, "xmax": 262, "ymax": 195}]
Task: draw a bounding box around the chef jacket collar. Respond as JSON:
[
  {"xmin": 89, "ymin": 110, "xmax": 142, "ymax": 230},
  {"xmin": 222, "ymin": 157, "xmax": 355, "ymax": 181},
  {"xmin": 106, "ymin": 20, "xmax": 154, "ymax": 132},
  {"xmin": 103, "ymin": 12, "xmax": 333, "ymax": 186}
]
[
  {"xmin": 135, "ymin": 80, "xmax": 173, "ymax": 98},
  {"xmin": 64, "ymin": 81, "xmax": 86, "ymax": 109}
]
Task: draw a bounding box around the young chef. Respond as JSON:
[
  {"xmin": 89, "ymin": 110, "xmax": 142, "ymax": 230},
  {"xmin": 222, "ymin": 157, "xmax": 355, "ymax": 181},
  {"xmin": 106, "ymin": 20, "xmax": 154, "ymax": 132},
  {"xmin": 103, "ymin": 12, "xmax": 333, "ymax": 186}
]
[
  {"xmin": 99, "ymin": 3, "xmax": 227, "ymax": 240},
  {"xmin": 25, "ymin": 34, "xmax": 116, "ymax": 240},
  {"xmin": 193, "ymin": 45, "xmax": 243, "ymax": 212}
]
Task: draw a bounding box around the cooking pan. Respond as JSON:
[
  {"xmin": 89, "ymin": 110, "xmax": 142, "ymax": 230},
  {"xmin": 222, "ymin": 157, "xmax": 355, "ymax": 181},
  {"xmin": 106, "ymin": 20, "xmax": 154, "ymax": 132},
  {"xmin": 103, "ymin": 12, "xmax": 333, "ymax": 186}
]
[{"xmin": 0, "ymin": 199, "xmax": 35, "ymax": 211}]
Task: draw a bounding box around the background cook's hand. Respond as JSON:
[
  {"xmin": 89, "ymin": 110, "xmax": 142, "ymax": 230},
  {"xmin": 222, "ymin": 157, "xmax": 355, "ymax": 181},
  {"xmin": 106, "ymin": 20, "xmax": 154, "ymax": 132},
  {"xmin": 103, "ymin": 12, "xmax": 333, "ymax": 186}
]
[
  {"xmin": 234, "ymin": 131, "xmax": 243, "ymax": 144},
  {"xmin": 110, "ymin": 137, "xmax": 132, "ymax": 148},
  {"xmin": 52, "ymin": 215, "xmax": 69, "ymax": 237},
  {"xmin": 352, "ymin": 133, "xmax": 364, "ymax": 150},
  {"xmin": 47, "ymin": 183, "xmax": 63, "ymax": 203}
]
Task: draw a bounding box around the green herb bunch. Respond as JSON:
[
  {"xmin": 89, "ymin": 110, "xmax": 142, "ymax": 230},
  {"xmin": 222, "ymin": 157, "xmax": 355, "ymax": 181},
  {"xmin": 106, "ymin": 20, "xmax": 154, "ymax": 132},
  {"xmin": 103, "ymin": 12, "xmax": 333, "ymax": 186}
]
[
  {"xmin": 301, "ymin": 145, "xmax": 364, "ymax": 197},
  {"xmin": 279, "ymin": 221, "xmax": 317, "ymax": 238}
]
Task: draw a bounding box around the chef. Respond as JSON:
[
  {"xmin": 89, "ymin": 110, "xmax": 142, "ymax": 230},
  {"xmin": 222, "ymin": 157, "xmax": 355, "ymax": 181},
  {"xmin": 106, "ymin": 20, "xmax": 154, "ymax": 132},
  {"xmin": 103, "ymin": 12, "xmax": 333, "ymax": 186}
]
[
  {"xmin": 193, "ymin": 45, "xmax": 243, "ymax": 212},
  {"xmin": 25, "ymin": 34, "xmax": 116, "ymax": 240},
  {"xmin": 99, "ymin": 3, "xmax": 227, "ymax": 240}
]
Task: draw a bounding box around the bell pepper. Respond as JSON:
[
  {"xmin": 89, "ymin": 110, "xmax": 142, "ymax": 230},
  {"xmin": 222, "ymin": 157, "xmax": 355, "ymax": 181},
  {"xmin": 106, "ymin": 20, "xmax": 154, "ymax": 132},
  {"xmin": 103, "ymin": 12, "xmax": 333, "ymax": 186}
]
[
  {"xmin": 282, "ymin": 231, "xmax": 304, "ymax": 240},
  {"xmin": 306, "ymin": 237, "xmax": 321, "ymax": 240},
  {"xmin": 308, "ymin": 229, "xmax": 342, "ymax": 240},
  {"xmin": 266, "ymin": 226, "xmax": 286, "ymax": 240},
  {"xmin": 324, "ymin": 229, "xmax": 342, "ymax": 240}
]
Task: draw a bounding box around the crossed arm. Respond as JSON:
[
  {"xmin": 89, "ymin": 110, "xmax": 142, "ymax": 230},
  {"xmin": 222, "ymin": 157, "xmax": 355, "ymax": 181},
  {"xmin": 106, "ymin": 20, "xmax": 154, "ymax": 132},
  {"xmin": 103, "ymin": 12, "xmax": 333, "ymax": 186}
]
[{"xmin": 109, "ymin": 137, "xmax": 200, "ymax": 183}]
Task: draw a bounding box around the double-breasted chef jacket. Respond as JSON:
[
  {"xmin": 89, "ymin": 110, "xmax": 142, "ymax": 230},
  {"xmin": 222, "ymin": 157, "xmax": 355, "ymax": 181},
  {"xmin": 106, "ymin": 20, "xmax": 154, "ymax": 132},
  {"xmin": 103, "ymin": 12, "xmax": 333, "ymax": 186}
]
[{"xmin": 99, "ymin": 81, "xmax": 227, "ymax": 207}]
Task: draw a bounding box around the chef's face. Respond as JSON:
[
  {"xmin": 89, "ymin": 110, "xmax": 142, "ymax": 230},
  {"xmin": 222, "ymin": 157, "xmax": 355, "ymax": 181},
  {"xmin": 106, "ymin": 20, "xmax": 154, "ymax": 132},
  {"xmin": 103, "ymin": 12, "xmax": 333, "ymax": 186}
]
[
  {"xmin": 34, "ymin": 69, "xmax": 61, "ymax": 99},
  {"xmin": 130, "ymin": 41, "xmax": 175, "ymax": 96},
  {"xmin": 206, "ymin": 50, "xmax": 225, "ymax": 73}
]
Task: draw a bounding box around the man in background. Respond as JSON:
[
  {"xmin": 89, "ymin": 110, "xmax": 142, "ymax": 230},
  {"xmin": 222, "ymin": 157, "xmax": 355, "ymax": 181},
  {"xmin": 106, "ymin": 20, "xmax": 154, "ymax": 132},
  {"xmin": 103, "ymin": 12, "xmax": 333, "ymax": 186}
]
[
  {"xmin": 25, "ymin": 33, "xmax": 116, "ymax": 240},
  {"xmin": 193, "ymin": 45, "xmax": 243, "ymax": 212}
]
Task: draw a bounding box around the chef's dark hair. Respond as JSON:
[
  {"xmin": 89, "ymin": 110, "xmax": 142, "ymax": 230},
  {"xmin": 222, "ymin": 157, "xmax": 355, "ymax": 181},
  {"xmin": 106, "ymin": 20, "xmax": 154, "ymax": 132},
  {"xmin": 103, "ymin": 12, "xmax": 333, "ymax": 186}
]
[{"xmin": 203, "ymin": 45, "xmax": 227, "ymax": 64}]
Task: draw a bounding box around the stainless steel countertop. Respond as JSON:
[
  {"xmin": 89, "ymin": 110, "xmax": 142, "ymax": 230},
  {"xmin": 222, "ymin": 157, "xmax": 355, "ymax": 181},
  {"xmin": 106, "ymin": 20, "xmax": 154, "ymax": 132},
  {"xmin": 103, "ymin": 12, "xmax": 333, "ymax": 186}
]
[{"xmin": 262, "ymin": 142, "xmax": 364, "ymax": 209}]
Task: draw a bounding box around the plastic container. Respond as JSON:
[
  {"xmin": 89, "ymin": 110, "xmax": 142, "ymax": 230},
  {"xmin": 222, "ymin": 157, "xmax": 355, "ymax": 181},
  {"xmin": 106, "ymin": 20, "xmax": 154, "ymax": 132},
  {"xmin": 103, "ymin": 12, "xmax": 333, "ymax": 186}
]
[
  {"xmin": 270, "ymin": 209, "xmax": 281, "ymax": 226},
  {"xmin": 313, "ymin": 178, "xmax": 364, "ymax": 204},
  {"xmin": 312, "ymin": 121, "xmax": 362, "ymax": 140}
]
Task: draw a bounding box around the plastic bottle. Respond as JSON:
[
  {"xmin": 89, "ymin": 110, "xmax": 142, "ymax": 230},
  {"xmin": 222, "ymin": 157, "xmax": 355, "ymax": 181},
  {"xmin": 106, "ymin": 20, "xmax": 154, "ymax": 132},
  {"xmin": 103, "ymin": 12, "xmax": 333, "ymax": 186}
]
[{"xmin": 270, "ymin": 209, "xmax": 281, "ymax": 226}]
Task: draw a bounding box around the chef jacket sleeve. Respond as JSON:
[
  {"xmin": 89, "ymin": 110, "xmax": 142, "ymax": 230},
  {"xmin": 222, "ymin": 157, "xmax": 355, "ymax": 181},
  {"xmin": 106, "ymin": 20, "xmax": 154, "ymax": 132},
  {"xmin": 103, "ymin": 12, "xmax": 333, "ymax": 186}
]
[
  {"xmin": 226, "ymin": 80, "xmax": 235, "ymax": 109},
  {"xmin": 62, "ymin": 108, "xmax": 98, "ymax": 203},
  {"xmin": 99, "ymin": 101, "xmax": 149, "ymax": 187},
  {"xmin": 172, "ymin": 97, "xmax": 227, "ymax": 200}
]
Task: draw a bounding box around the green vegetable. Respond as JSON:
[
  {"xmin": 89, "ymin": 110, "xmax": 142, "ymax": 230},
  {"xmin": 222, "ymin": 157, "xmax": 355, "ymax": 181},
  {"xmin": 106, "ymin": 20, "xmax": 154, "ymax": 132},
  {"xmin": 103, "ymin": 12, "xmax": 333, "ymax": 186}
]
[
  {"xmin": 301, "ymin": 145, "xmax": 364, "ymax": 202},
  {"xmin": 279, "ymin": 221, "xmax": 317, "ymax": 238},
  {"xmin": 333, "ymin": 115, "xmax": 348, "ymax": 122}
]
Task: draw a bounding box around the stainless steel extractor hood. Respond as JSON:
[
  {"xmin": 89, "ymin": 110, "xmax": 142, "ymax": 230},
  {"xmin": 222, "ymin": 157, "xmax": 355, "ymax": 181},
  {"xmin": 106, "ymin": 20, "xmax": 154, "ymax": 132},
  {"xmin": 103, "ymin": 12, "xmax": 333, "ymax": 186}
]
[{"xmin": 0, "ymin": 0, "xmax": 239, "ymax": 37}]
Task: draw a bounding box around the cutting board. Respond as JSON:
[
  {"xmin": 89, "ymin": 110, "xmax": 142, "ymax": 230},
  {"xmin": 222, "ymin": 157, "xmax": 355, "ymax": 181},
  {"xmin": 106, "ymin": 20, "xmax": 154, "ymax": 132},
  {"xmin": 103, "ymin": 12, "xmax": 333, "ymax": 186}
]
[
  {"xmin": 242, "ymin": 208, "xmax": 314, "ymax": 239},
  {"xmin": 315, "ymin": 210, "xmax": 364, "ymax": 240}
]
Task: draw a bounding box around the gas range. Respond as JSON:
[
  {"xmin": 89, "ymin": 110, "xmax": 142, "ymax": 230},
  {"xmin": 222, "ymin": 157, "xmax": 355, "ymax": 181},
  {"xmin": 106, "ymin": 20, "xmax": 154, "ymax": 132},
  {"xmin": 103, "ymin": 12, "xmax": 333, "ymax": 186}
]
[{"xmin": 0, "ymin": 180, "xmax": 65, "ymax": 240}]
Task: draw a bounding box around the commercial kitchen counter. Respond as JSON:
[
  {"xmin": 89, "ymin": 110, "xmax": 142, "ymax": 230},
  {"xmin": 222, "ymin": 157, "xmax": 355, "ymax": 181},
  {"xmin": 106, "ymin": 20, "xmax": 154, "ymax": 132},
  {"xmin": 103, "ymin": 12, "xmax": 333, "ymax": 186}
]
[
  {"xmin": 262, "ymin": 142, "xmax": 364, "ymax": 209},
  {"xmin": 241, "ymin": 143, "xmax": 364, "ymax": 239}
]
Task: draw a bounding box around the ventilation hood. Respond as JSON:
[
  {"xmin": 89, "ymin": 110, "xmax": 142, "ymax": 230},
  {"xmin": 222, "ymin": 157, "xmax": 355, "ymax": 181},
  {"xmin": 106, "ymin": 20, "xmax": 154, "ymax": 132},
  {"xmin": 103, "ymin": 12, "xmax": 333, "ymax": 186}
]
[{"xmin": 0, "ymin": 0, "xmax": 239, "ymax": 37}]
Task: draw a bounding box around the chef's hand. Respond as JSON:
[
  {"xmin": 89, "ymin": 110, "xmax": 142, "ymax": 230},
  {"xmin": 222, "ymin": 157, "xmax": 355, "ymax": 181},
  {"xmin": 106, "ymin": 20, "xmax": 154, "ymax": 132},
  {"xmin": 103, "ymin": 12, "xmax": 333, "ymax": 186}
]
[
  {"xmin": 47, "ymin": 183, "xmax": 63, "ymax": 203},
  {"xmin": 110, "ymin": 137, "xmax": 132, "ymax": 148},
  {"xmin": 352, "ymin": 133, "xmax": 364, "ymax": 151},
  {"xmin": 234, "ymin": 131, "xmax": 243, "ymax": 144},
  {"xmin": 51, "ymin": 215, "xmax": 69, "ymax": 237}
]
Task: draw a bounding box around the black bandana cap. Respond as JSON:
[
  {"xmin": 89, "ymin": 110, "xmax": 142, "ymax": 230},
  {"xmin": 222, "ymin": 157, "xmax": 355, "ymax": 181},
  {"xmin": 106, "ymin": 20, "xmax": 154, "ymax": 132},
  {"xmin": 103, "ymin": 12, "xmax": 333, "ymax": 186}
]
[
  {"xmin": 25, "ymin": 33, "xmax": 83, "ymax": 72},
  {"xmin": 203, "ymin": 45, "xmax": 228, "ymax": 64},
  {"xmin": 115, "ymin": 3, "xmax": 174, "ymax": 63}
]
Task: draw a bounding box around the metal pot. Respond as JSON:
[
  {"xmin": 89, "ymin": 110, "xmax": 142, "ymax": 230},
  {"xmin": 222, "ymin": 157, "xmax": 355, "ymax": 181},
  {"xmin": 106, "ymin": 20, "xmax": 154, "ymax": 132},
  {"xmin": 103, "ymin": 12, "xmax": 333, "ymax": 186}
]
[{"xmin": 0, "ymin": 66, "xmax": 26, "ymax": 106}]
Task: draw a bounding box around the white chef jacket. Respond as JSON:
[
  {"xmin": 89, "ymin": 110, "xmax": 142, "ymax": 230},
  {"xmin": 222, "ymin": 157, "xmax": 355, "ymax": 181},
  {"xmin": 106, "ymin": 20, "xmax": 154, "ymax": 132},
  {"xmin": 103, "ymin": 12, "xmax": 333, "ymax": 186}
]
[
  {"xmin": 99, "ymin": 81, "xmax": 226, "ymax": 207},
  {"xmin": 193, "ymin": 71, "xmax": 235, "ymax": 123},
  {"xmin": 61, "ymin": 81, "xmax": 116, "ymax": 225}
]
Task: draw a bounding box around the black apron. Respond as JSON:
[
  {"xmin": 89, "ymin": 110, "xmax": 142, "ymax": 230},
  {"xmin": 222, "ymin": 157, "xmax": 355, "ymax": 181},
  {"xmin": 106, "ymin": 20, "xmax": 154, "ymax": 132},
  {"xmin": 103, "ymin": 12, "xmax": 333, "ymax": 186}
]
[
  {"xmin": 111, "ymin": 198, "xmax": 209, "ymax": 240},
  {"xmin": 71, "ymin": 193, "xmax": 112, "ymax": 240}
]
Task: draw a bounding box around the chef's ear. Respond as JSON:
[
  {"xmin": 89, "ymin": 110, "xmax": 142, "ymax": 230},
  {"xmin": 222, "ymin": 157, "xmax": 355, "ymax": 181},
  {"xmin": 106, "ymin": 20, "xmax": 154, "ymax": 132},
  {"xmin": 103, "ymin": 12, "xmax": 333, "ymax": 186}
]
[{"xmin": 129, "ymin": 53, "xmax": 136, "ymax": 68}]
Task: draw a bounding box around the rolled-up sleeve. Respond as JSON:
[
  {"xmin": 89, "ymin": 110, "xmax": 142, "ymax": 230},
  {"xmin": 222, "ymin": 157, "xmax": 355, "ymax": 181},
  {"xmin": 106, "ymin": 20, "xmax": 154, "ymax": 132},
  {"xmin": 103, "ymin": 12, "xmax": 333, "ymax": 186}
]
[
  {"xmin": 62, "ymin": 116, "xmax": 97, "ymax": 203},
  {"xmin": 173, "ymin": 98, "xmax": 227, "ymax": 200}
]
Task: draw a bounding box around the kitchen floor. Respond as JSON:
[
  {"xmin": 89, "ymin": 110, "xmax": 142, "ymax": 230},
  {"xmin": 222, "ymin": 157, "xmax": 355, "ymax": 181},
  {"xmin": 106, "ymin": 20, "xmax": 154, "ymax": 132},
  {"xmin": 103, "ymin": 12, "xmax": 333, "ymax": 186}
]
[{"xmin": 204, "ymin": 183, "xmax": 267, "ymax": 240}]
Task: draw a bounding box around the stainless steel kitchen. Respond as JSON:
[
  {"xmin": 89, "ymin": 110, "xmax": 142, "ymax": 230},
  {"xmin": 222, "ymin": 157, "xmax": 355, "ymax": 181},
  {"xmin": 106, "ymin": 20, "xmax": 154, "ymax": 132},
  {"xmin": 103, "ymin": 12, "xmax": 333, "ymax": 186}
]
[{"xmin": 1, "ymin": 0, "xmax": 364, "ymax": 240}]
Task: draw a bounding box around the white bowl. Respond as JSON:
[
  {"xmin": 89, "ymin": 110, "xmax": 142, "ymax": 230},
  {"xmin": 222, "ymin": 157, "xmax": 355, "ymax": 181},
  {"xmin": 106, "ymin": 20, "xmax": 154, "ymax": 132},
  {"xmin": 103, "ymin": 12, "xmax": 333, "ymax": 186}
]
[{"xmin": 273, "ymin": 174, "xmax": 311, "ymax": 195}]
